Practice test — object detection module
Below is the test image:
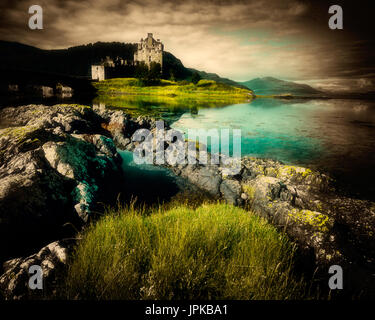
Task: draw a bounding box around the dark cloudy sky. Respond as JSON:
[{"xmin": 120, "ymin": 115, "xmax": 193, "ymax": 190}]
[{"xmin": 0, "ymin": 0, "xmax": 374, "ymax": 92}]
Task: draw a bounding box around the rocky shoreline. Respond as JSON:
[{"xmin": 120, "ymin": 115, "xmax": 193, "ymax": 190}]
[{"xmin": 1, "ymin": 104, "xmax": 374, "ymax": 299}]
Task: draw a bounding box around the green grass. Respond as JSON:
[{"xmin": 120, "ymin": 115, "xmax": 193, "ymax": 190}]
[
  {"xmin": 93, "ymin": 78, "xmax": 253, "ymax": 98},
  {"xmin": 92, "ymin": 78, "xmax": 254, "ymax": 120},
  {"xmin": 63, "ymin": 202, "xmax": 308, "ymax": 300}
]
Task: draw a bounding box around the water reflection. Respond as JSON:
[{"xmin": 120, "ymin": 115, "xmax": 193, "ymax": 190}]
[
  {"xmin": 94, "ymin": 95, "xmax": 375, "ymax": 200},
  {"xmin": 92, "ymin": 94, "xmax": 251, "ymax": 123},
  {"xmin": 172, "ymin": 98, "xmax": 375, "ymax": 200}
]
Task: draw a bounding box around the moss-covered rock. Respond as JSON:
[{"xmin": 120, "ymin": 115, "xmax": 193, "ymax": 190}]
[{"xmin": 0, "ymin": 104, "xmax": 124, "ymax": 262}]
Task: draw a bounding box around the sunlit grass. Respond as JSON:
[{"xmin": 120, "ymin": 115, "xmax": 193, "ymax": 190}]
[
  {"xmin": 93, "ymin": 78, "xmax": 253, "ymax": 98},
  {"xmin": 64, "ymin": 202, "xmax": 309, "ymax": 300}
]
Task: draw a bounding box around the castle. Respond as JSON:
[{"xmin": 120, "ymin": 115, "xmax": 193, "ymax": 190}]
[
  {"xmin": 91, "ymin": 33, "xmax": 163, "ymax": 81},
  {"xmin": 134, "ymin": 33, "xmax": 163, "ymax": 69}
]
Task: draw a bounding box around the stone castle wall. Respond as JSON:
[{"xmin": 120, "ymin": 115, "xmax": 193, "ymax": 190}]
[{"xmin": 91, "ymin": 65, "xmax": 105, "ymax": 81}]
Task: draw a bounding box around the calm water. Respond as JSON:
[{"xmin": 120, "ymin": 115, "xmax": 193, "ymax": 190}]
[
  {"xmin": 171, "ymin": 98, "xmax": 375, "ymax": 200},
  {"xmin": 4, "ymin": 96, "xmax": 374, "ymax": 200},
  {"xmin": 117, "ymin": 150, "xmax": 182, "ymax": 204}
]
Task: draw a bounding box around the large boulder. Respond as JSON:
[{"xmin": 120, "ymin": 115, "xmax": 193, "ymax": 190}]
[{"xmin": 0, "ymin": 105, "xmax": 123, "ymax": 262}]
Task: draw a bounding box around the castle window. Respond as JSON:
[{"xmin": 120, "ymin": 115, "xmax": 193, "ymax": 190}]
[{"xmin": 149, "ymin": 56, "xmax": 151, "ymax": 62}]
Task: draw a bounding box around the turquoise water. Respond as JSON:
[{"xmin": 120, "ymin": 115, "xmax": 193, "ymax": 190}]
[
  {"xmin": 97, "ymin": 97, "xmax": 375, "ymax": 200},
  {"xmin": 171, "ymin": 98, "xmax": 375, "ymax": 199},
  {"xmin": 172, "ymin": 99, "xmax": 323, "ymax": 165},
  {"xmin": 117, "ymin": 150, "xmax": 181, "ymax": 204}
]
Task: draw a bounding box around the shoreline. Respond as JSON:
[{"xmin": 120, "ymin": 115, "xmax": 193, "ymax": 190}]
[{"xmin": 0, "ymin": 104, "xmax": 375, "ymax": 299}]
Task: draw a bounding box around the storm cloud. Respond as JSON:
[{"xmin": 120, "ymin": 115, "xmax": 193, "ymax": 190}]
[{"xmin": 0, "ymin": 0, "xmax": 374, "ymax": 92}]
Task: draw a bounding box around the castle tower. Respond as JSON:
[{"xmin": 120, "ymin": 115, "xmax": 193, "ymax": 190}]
[
  {"xmin": 91, "ymin": 65, "xmax": 105, "ymax": 81},
  {"xmin": 134, "ymin": 33, "xmax": 163, "ymax": 69}
]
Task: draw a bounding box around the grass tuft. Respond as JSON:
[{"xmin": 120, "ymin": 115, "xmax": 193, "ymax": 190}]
[{"xmin": 64, "ymin": 202, "xmax": 308, "ymax": 300}]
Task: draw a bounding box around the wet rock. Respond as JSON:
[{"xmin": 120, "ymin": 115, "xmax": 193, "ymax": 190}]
[{"xmin": 41, "ymin": 134, "xmax": 121, "ymax": 222}]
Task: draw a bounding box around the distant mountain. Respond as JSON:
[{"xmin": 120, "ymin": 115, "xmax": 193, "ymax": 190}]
[
  {"xmin": 188, "ymin": 69, "xmax": 248, "ymax": 89},
  {"xmin": 0, "ymin": 40, "xmax": 246, "ymax": 89},
  {"xmin": 240, "ymin": 77, "xmax": 322, "ymax": 96}
]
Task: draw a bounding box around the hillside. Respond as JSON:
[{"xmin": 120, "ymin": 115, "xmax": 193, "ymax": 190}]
[
  {"xmin": 240, "ymin": 77, "xmax": 322, "ymax": 96},
  {"xmin": 0, "ymin": 41, "xmax": 245, "ymax": 88}
]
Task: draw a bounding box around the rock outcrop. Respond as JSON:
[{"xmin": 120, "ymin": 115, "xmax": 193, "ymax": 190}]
[
  {"xmin": 0, "ymin": 239, "xmax": 75, "ymax": 300},
  {"xmin": 0, "ymin": 104, "xmax": 164, "ymax": 299},
  {"xmin": 0, "ymin": 104, "xmax": 123, "ymax": 262}
]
